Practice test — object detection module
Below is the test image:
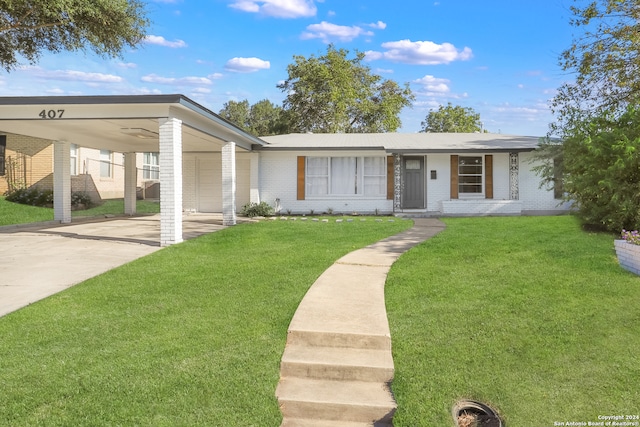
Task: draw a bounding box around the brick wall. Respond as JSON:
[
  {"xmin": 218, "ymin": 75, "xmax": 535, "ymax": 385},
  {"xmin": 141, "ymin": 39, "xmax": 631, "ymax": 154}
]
[
  {"xmin": 0, "ymin": 133, "xmax": 53, "ymax": 194},
  {"xmin": 259, "ymin": 151, "xmax": 393, "ymax": 215},
  {"xmin": 519, "ymin": 152, "xmax": 572, "ymax": 214}
]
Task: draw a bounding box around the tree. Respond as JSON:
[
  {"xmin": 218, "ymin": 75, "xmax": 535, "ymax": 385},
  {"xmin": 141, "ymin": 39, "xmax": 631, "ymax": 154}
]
[
  {"xmin": 219, "ymin": 100, "xmax": 251, "ymax": 131},
  {"xmin": 538, "ymin": 0, "xmax": 640, "ymax": 231},
  {"xmin": 0, "ymin": 0, "xmax": 149, "ymax": 71},
  {"xmin": 551, "ymin": 0, "xmax": 640, "ymax": 134},
  {"xmin": 248, "ymin": 99, "xmax": 287, "ymax": 136},
  {"xmin": 558, "ymin": 106, "xmax": 640, "ymax": 231},
  {"xmin": 278, "ymin": 45, "xmax": 414, "ymax": 133},
  {"xmin": 420, "ymin": 103, "xmax": 483, "ymax": 133},
  {"xmin": 219, "ymin": 99, "xmax": 286, "ymax": 136}
]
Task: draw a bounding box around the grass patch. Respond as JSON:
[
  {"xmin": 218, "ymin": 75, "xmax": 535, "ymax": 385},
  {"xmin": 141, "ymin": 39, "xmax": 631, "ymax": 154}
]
[
  {"xmin": 0, "ymin": 218, "xmax": 411, "ymax": 426},
  {"xmin": 0, "ymin": 196, "xmax": 54, "ymax": 225},
  {"xmin": 72, "ymin": 199, "xmax": 160, "ymax": 217},
  {"xmin": 0, "ymin": 196, "xmax": 161, "ymax": 227},
  {"xmin": 386, "ymin": 216, "xmax": 640, "ymax": 426}
]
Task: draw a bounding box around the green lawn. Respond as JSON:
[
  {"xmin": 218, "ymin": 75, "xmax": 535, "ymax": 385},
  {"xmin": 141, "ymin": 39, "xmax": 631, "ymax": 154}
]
[
  {"xmin": 71, "ymin": 198, "xmax": 160, "ymax": 217},
  {"xmin": 1, "ymin": 214, "xmax": 636, "ymax": 426},
  {"xmin": 0, "ymin": 197, "xmax": 160, "ymax": 226},
  {"xmin": 0, "ymin": 218, "xmax": 411, "ymax": 426},
  {"xmin": 386, "ymin": 216, "xmax": 639, "ymax": 426},
  {"xmin": 0, "ymin": 196, "xmax": 53, "ymax": 225}
]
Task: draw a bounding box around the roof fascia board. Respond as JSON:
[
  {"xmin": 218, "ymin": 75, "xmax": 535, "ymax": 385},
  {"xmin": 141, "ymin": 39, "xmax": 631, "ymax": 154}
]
[
  {"xmin": 385, "ymin": 148, "xmax": 537, "ymax": 154},
  {"xmin": 168, "ymin": 104, "xmax": 260, "ymax": 151},
  {"xmin": 255, "ymin": 146, "xmax": 386, "ymax": 151}
]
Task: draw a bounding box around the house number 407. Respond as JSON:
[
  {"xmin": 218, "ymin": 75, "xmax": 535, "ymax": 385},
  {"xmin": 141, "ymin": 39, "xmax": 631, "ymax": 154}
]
[{"xmin": 38, "ymin": 109, "xmax": 65, "ymax": 119}]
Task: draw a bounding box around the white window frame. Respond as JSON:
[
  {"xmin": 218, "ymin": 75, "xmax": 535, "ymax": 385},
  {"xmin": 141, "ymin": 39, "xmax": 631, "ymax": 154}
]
[
  {"xmin": 143, "ymin": 152, "xmax": 160, "ymax": 180},
  {"xmin": 70, "ymin": 144, "xmax": 78, "ymax": 176},
  {"xmin": 100, "ymin": 149, "xmax": 112, "ymax": 178},
  {"xmin": 305, "ymin": 156, "xmax": 386, "ymax": 197},
  {"xmin": 458, "ymin": 155, "xmax": 484, "ymax": 197}
]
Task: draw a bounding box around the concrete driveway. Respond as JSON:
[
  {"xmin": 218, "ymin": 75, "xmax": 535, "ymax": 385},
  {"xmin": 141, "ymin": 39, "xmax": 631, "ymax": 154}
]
[{"xmin": 0, "ymin": 214, "xmax": 228, "ymax": 318}]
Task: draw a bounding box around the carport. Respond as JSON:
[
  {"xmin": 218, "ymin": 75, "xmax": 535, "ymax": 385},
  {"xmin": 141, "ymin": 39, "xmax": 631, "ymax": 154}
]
[{"xmin": 0, "ymin": 95, "xmax": 265, "ymax": 246}]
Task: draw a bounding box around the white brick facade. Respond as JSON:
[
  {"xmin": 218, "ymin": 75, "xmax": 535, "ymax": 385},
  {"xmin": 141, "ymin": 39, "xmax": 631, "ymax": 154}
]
[
  {"xmin": 53, "ymin": 140, "xmax": 71, "ymax": 223},
  {"xmin": 259, "ymin": 150, "xmax": 393, "ymax": 215},
  {"xmin": 159, "ymin": 117, "xmax": 183, "ymax": 246},
  {"xmin": 257, "ymin": 150, "xmax": 569, "ymax": 217}
]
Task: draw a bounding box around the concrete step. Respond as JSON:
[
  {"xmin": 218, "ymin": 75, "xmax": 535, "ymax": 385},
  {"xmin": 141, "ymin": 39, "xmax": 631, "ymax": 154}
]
[
  {"xmin": 286, "ymin": 330, "xmax": 391, "ymax": 351},
  {"xmin": 281, "ymin": 418, "xmax": 391, "ymax": 427},
  {"xmin": 281, "ymin": 344, "xmax": 394, "ymax": 382},
  {"xmin": 276, "ymin": 377, "xmax": 396, "ymax": 423}
]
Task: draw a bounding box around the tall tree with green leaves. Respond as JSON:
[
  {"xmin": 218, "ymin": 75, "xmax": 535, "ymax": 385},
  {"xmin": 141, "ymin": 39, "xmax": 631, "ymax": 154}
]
[
  {"xmin": 551, "ymin": 0, "xmax": 640, "ymax": 134},
  {"xmin": 218, "ymin": 99, "xmax": 286, "ymax": 136},
  {"xmin": 420, "ymin": 103, "xmax": 483, "ymax": 133},
  {"xmin": 219, "ymin": 100, "xmax": 251, "ymax": 131},
  {"xmin": 249, "ymin": 99, "xmax": 287, "ymax": 136},
  {"xmin": 0, "ymin": 0, "xmax": 149, "ymax": 71},
  {"xmin": 537, "ymin": 0, "xmax": 640, "ymax": 231},
  {"xmin": 278, "ymin": 45, "xmax": 414, "ymax": 133}
]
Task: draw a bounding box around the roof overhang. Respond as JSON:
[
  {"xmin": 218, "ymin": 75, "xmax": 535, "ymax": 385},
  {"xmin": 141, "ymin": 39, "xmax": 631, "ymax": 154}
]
[{"xmin": 0, "ymin": 94, "xmax": 266, "ymax": 153}]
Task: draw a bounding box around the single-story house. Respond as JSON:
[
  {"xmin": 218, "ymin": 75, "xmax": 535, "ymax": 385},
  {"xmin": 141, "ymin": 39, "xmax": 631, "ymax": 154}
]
[
  {"xmin": 0, "ymin": 94, "xmax": 568, "ymax": 246},
  {"xmin": 257, "ymin": 133, "xmax": 568, "ymax": 217}
]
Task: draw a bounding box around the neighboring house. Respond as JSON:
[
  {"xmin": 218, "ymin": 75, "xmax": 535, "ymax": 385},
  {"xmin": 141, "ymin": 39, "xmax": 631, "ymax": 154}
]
[
  {"xmin": 0, "ymin": 132, "xmax": 161, "ymax": 203},
  {"xmin": 257, "ymin": 133, "xmax": 569, "ymax": 216}
]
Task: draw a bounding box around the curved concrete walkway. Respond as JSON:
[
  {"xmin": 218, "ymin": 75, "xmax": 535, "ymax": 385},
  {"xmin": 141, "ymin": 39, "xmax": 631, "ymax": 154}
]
[{"xmin": 276, "ymin": 218, "xmax": 446, "ymax": 426}]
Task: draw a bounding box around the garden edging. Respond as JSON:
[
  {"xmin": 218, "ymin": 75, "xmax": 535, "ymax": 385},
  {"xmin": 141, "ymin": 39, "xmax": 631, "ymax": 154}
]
[{"xmin": 614, "ymin": 239, "xmax": 640, "ymax": 275}]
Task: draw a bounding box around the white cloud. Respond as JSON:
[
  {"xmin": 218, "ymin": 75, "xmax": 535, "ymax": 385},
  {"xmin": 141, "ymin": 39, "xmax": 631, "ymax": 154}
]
[
  {"xmin": 25, "ymin": 67, "xmax": 123, "ymax": 83},
  {"xmin": 208, "ymin": 73, "xmax": 224, "ymax": 79},
  {"xmin": 132, "ymin": 87, "xmax": 163, "ymax": 95},
  {"xmin": 224, "ymin": 57, "xmax": 271, "ymax": 73},
  {"xmin": 375, "ymin": 68, "xmax": 394, "ymax": 74},
  {"xmin": 229, "ymin": 0, "xmax": 316, "ymax": 18},
  {"xmin": 365, "ymin": 39, "xmax": 472, "ymax": 65},
  {"xmin": 144, "ymin": 35, "xmax": 187, "ymax": 48},
  {"xmin": 368, "ymin": 21, "xmax": 386, "ymax": 30},
  {"xmin": 301, "ymin": 21, "xmax": 373, "ymax": 43},
  {"xmin": 118, "ymin": 62, "xmax": 137, "ymax": 69},
  {"xmin": 141, "ymin": 73, "xmax": 214, "ymax": 85},
  {"xmin": 413, "ymin": 75, "xmax": 451, "ymax": 94}
]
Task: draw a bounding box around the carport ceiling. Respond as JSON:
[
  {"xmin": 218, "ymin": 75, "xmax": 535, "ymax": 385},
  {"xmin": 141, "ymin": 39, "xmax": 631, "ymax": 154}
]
[{"xmin": 0, "ymin": 94, "xmax": 265, "ymax": 153}]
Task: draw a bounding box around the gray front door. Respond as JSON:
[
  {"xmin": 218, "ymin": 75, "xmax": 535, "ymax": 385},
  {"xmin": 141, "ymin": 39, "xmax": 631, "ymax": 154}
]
[{"xmin": 402, "ymin": 156, "xmax": 425, "ymax": 208}]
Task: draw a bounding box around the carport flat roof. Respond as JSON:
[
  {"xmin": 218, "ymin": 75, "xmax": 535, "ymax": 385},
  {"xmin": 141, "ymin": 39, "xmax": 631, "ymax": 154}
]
[{"xmin": 0, "ymin": 94, "xmax": 266, "ymax": 153}]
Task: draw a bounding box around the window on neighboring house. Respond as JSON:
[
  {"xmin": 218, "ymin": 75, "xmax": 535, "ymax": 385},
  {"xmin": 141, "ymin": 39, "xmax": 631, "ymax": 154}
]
[
  {"xmin": 100, "ymin": 149, "xmax": 112, "ymax": 178},
  {"xmin": 0, "ymin": 135, "xmax": 6, "ymax": 176},
  {"xmin": 143, "ymin": 152, "xmax": 160, "ymax": 180},
  {"xmin": 458, "ymin": 156, "xmax": 483, "ymax": 194},
  {"xmin": 305, "ymin": 157, "xmax": 386, "ymax": 196},
  {"xmin": 70, "ymin": 144, "xmax": 78, "ymax": 176}
]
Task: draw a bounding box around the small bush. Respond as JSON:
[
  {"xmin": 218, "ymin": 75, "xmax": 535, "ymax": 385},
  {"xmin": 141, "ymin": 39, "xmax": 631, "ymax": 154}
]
[
  {"xmin": 71, "ymin": 192, "xmax": 94, "ymax": 209},
  {"xmin": 5, "ymin": 188, "xmax": 93, "ymax": 209},
  {"xmin": 6, "ymin": 187, "xmax": 53, "ymax": 207},
  {"xmin": 241, "ymin": 201, "xmax": 274, "ymax": 217}
]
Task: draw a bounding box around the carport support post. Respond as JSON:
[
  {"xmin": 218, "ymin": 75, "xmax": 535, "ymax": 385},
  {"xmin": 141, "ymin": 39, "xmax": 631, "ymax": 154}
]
[
  {"xmin": 123, "ymin": 152, "xmax": 137, "ymax": 215},
  {"xmin": 222, "ymin": 141, "xmax": 236, "ymax": 226},
  {"xmin": 159, "ymin": 117, "xmax": 183, "ymax": 246},
  {"xmin": 53, "ymin": 140, "xmax": 71, "ymax": 223}
]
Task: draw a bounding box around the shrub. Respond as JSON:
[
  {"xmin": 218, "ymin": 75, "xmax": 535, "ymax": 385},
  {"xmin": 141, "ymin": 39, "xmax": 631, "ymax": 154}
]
[
  {"xmin": 5, "ymin": 187, "xmax": 53, "ymax": 207},
  {"xmin": 5, "ymin": 188, "xmax": 93, "ymax": 209},
  {"xmin": 71, "ymin": 192, "xmax": 94, "ymax": 209},
  {"xmin": 241, "ymin": 201, "xmax": 274, "ymax": 217}
]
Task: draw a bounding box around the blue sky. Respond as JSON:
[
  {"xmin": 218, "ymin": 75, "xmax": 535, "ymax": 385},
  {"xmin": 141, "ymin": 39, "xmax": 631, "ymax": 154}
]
[{"xmin": 0, "ymin": 0, "xmax": 577, "ymax": 136}]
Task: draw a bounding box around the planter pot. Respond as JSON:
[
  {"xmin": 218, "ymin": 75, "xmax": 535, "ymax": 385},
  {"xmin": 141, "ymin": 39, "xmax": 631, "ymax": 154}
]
[{"xmin": 614, "ymin": 240, "xmax": 640, "ymax": 275}]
